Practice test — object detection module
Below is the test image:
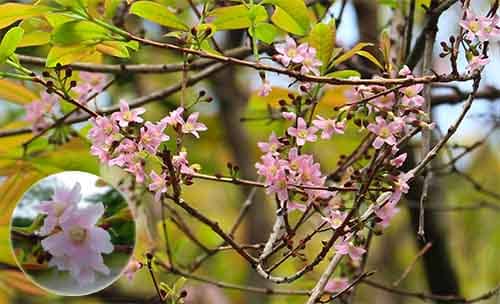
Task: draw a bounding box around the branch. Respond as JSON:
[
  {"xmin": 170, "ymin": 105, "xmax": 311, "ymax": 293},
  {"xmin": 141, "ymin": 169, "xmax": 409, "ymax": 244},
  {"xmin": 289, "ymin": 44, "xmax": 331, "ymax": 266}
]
[
  {"xmin": 16, "ymin": 46, "xmax": 256, "ymax": 74},
  {"xmin": 0, "ymin": 62, "xmax": 227, "ymax": 138}
]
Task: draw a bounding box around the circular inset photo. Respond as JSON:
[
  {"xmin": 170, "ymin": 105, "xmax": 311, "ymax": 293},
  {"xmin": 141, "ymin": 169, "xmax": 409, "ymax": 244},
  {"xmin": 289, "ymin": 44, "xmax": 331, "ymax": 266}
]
[{"xmin": 10, "ymin": 171, "xmax": 135, "ymax": 296}]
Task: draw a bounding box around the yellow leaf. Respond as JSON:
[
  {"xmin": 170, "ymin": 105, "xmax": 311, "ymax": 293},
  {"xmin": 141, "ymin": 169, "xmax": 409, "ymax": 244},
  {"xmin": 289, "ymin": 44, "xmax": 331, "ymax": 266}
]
[
  {"xmin": 46, "ymin": 45, "xmax": 97, "ymax": 67},
  {"xmin": 0, "ymin": 290, "xmax": 10, "ymax": 304},
  {"xmin": 0, "ymin": 79, "xmax": 38, "ymax": 105},
  {"xmin": 18, "ymin": 30, "xmax": 50, "ymax": 48},
  {"xmin": 0, "ymin": 270, "xmax": 48, "ymax": 296},
  {"xmin": 249, "ymin": 86, "xmax": 294, "ymax": 108},
  {"xmin": 330, "ymin": 42, "xmax": 373, "ymax": 67},
  {"xmin": 0, "ymin": 167, "xmax": 43, "ymax": 226},
  {"xmin": 96, "ymin": 41, "xmax": 130, "ymax": 58},
  {"xmin": 0, "ymin": 4, "xmax": 50, "ymax": 30},
  {"xmin": 0, "ymin": 226, "xmax": 15, "ymax": 265},
  {"xmin": 356, "ymin": 50, "xmax": 384, "ymax": 70},
  {"xmin": 319, "ymin": 85, "xmax": 351, "ymax": 107}
]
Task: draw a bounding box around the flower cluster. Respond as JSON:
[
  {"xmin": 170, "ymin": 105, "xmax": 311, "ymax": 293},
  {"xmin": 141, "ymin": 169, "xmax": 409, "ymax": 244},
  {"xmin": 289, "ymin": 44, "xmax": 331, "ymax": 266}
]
[
  {"xmin": 341, "ymin": 66, "xmax": 427, "ymax": 227},
  {"xmin": 255, "ymin": 115, "xmax": 346, "ymax": 211},
  {"xmin": 35, "ymin": 183, "xmax": 114, "ymax": 285},
  {"xmin": 459, "ymin": 9, "xmax": 499, "ymax": 74},
  {"xmin": 274, "ymin": 36, "xmax": 322, "ymax": 75},
  {"xmin": 254, "ymin": 65, "xmax": 427, "ymax": 249},
  {"xmin": 89, "ymin": 100, "xmax": 207, "ymax": 200},
  {"xmin": 351, "ymin": 66, "xmax": 432, "ymax": 152},
  {"xmin": 24, "ymin": 72, "xmax": 108, "ymax": 133},
  {"xmin": 460, "ymin": 9, "xmax": 500, "ymax": 42}
]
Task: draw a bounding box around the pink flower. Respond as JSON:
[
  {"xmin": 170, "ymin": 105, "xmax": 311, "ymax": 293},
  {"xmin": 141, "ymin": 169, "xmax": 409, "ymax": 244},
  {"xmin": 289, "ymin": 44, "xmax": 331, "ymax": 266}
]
[
  {"xmin": 111, "ymin": 100, "xmax": 146, "ymax": 127},
  {"xmin": 148, "ymin": 170, "xmax": 168, "ymax": 201},
  {"xmin": 123, "ymin": 257, "xmax": 143, "ymax": 281},
  {"xmin": 125, "ymin": 161, "xmax": 145, "ymax": 183},
  {"xmin": 257, "ymin": 131, "xmax": 283, "ymax": 154},
  {"xmin": 267, "ymin": 169, "xmax": 289, "ymax": 202},
  {"xmin": 116, "ymin": 138, "xmax": 138, "ymax": 154},
  {"xmin": 73, "ymin": 72, "xmax": 107, "ymax": 104},
  {"xmin": 173, "ymin": 151, "xmax": 196, "ymax": 175},
  {"xmin": 399, "ymin": 65, "xmax": 412, "ymax": 77},
  {"xmin": 282, "ymin": 112, "xmax": 297, "ymax": 121},
  {"xmin": 108, "ymin": 139, "xmax": 138, "ymax": 167},
  {"xmin": 24, "ymin": 92, "xmax": 59, "ymax": 132},
  {"xmin": 325, "ymin": 277, "xmax": 350, "ymax": 293},
  {"xmin": 162, "ymin": 107, "xmax": 185, "ymax": 127},
  {"xmin": 372, "ymin": 92, "xmax": 396, "ymax": 110},
  {"xmin": 287, "ymin": 117, "xmax": 318, "ymax": 146},
  {"xmin": 334, "ymin": 236, "xmax": 366, "ymax": 261},
  {"xmin": 286, "ymin": 201, "xmax": 307, "ymax": 213},
  {"xmin": 374, "ymin": 201, "xmax": 400, "ymax": 228},
  {"xmin": 41, "ymin": 202, "xmax": 113, "ymax": 285},
  {"xmin": 295, "ymin": 155, "xmax": 323, "ymax": 185},
  {"xmin": 108, "ymin": 151, "xmax": 134, "ymax": 168},
  {"xmin": 181, "ymin": 112, "xmax": 207, "ymax": 138},
  {"xmin": 367, "ymin": 117, "xmax": 403, "ymax": 149},
  {"xmin": 35, "ymin": 183, "xmax": 82, "ymax": 236},
  {"xmin": 477, "ymin": 15, "xmax": 500, "ymax": 41},
  {"xmin": 466, "ymin": 55, "xmax": 489, "ymax": 73},
  {"xmin": 394, "ymin": 172, "xmax": 412, "ymax": 195},
  {"xmin": 386, "ymin": 172, "xmax": 414, "ymax": 205},
  {"xmin": 312, "ymin": 115, "xmax": 346, "ymax": 139},
  {"xmin": 322, "ymin": 210, "xmax": 348, "ymax": 229},
  {"xmin": 460, "ymin": 10, "xmax": 500, "ymax": 41},
  {"xmin": 390, "ymin": 153, "xmax": 407, "ymax": 168},
  {"xmin": 255, "ymin": 153, "xmax": 288, "ymax": 185},
  {"xmin": 300, "ymin": 46, "xmax": 322, "ymax": 75},
  {"xmin": 401, "ymin": 84, "xmax": 425, "ymax": 108},
  {"xmin": 274, "ymin": 36, "xmax": 307, "ymax": 66},
  {"xmin": 89, "ymin": 116, "xmax": 120, "ymax": 145},
  {"xmin": 258, "ymin": 79, "xmax": 272, "ymax": 97},
  {"xmin": 460, "ymin": 10, "xmax": 483, "ymax": 40},
  {"xmin": 139, "ymin": 121, "xmax": 169, "ymax": 154},
  {"xmin": 80, "ymin": 72, "xmax": 107, "ymax": 89},
  {"xmin": 91, "ymin": 144, "xmax": 111, "ymax": 164}
]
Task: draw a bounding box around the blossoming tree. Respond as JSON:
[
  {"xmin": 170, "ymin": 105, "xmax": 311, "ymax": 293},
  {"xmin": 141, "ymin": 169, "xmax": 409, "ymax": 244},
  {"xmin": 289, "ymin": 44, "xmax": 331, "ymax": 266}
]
[{"xmin": 0, "ymin": 0, "xmax": 499, "ymax": 303}]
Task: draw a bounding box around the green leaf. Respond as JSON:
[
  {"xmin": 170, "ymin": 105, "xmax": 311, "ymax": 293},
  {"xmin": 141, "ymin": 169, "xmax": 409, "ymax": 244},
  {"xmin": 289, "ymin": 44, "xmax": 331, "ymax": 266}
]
[
  {"xmin": 210, "ymin": 5, "xmax": 267, "ymax": 30},
  {"xmin": 308, "ymin": 22, "xmax": 335, "ymax": 71},
  {"xmin": 271, "ymin": 7, "xmax": 306, "ymax": 36},
  {"xmin": 252, "ymin": 23, "xmax": 279, "ymax": 44},
  {"xmin": 126, "ymin": 40, "xmax": 140, "ymax": 51},
  {"xmin": 51, "ymin": 20, "xmax": 111, "ymax": 45},
  {"xmin": 0, "ymin": 4, "xmax": 50, "ymax": 30},
  {"xmin": 265, "ymin": 0, "xmax": 310, "ymax": 35},
  {"xmin": 44, "ymin": 12, "xmax": 75, "ymax": 28},
  {"xmin": 325, "ymin": 69, "xmax": 361, "ymax": 79},
  {"xmin": 330, "ymin": 42, "xmax": 373, "ymax": 67},
  {"xmin": 377, "ymin": 0, "xmax": 399, "ymax": 8},
  {"xmin": 356, "ymin": 50, "xmax": 384, "ymax": 70},
  {"xmin": 0, "ymin": 27, "xmax": 24, "ymax": 63},
  {"xmin": 130, "ymin": 1, "xmax": 189, "ymax": 31},
  {"xmin": 46, "ymin": 45, "xmax": 97, "ymax": 67}
]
